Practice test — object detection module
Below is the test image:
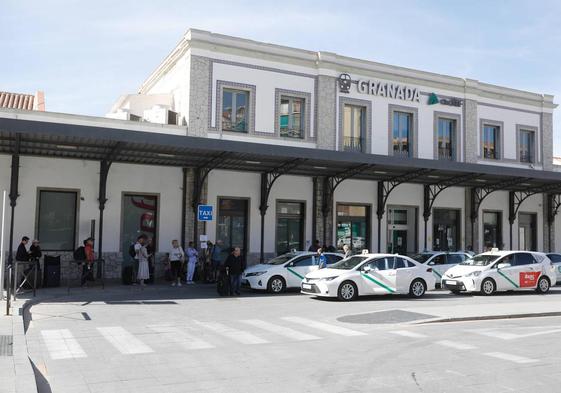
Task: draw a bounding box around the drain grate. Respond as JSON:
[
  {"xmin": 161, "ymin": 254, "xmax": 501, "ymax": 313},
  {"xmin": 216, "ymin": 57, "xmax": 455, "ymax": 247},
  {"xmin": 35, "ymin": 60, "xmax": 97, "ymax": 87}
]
[
  {"xmin": 0, "ymin": 335, "xmax": 13, "ymax": 356},
  {"xmin": 337, "ymin": 309, "xmax": 436, "ymax": 324}
]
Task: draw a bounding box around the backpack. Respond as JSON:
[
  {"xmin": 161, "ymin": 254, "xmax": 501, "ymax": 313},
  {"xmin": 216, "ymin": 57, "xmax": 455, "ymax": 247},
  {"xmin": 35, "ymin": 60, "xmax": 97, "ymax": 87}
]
[
  {"xmin": 128, "ymin": 243, "xmax": 137, "ymax": 259},
  {"xmin": 73, "ymin": 246, "xmax": 86, "ymax": 261}
]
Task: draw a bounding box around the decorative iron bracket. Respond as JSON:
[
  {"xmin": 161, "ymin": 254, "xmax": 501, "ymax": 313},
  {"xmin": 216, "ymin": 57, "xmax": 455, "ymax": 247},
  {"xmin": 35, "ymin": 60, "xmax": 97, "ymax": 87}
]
[
  {"xmin": 509, "ymin": 183, "xmax": 561, "ymax": 224},
  {"xmin": 548, "ymin": 193, "xmax": 561, "ymax": 225},
  {"xmin": 191, "ymin": 152, "xmax": 231, "ymax": 209},
  {"xmin": 259, "ymin": 159, "xmax": 306, "ymax": 215},
  {"xmin": 470, "ymin": 177, "xmax": 530, "ymax": 221},
  {"xmin": 321, "ymin": 164, "xmax": 373, "ymax": 217},
  {"xmin": 377, "ymin": 169, "xmax": 433, "ymax": 220},
  {"xmin": 423, "ymin": 173, "xmax": 479, "ymax": 221}
]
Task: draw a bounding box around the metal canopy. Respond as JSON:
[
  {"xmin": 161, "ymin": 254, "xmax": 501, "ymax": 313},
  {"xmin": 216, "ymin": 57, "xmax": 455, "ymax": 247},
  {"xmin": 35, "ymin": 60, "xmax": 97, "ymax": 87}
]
[{"xmin": 1, "ymin": 117, "xmax": 561, "ymax": 192}]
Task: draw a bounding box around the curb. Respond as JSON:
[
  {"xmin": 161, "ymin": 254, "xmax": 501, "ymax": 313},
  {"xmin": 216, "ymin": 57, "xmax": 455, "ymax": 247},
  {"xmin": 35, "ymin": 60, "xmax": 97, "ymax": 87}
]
[
  {"xmin": 10, "ymin": 300, "xmax": 38, "ymax": 393},
  {"xmin": 416, "ymin": 311, "xmax": 561, "ymax": 324}
]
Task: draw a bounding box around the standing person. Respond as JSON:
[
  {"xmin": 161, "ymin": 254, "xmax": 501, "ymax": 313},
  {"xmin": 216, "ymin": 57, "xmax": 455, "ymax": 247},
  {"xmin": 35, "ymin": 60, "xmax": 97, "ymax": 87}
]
[
  {"xmin": 308, "ymin": 239, "xmax": 321, "ymax": 252},
  {"xmin": 204, "ymin": 241, "xmax": 213, "ymax": 283},
  {"xmin": 82, "ymin": 238, "xmax": 95, "ymax": 287},
  {"xmin": 224, "ymin": 247, "xmax": 244, "ymax": 296},
  {"xmin": 186, "ymin": 242, "xmax": 198, "ymax": 284},
  {"xmin": 146, "ymin": 237, "xmax": 155, "ymax": 285},
  {"xmin": 211, "ymin": 240, "xmax": 223, "ymax": 282},
  {"xmin": 135, "ymin": 235, "xmax": 150, "ymax": 286},
  {"xmin": 317, "ymin": 248, "xmax": 327, "ymax": 269},
  {"xmin": 343, "ymin": 244, "xmax": 352, "ymax": 258},
  {"xmin": 169, "ymin": 240, "xmax": 184, "ymax": 287},
  {"xmin": 15, "ymin": 236, "xmax": 30, "ymax": 263}
]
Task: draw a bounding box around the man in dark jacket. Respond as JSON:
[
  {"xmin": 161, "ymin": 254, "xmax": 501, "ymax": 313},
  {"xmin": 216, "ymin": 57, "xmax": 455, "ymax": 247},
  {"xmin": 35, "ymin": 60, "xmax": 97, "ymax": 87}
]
[
  {"xmin": 308, "ymin": 240, "xmax": 320, "ymax": 252},
  {"xmin": 15, "ymin": 236, "xmax": 30, "ymax": 263},
  {"xmin": 224, "ymin": 247, "xmax": 245, "ymax": 296}
]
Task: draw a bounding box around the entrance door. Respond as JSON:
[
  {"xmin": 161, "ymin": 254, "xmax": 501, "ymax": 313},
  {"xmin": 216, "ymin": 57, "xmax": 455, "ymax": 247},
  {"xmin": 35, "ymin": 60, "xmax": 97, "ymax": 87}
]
[
  {"xmin": 387, "ymin": 206, "xmax": 418, "ymax": 255},
  {"xmin": 276, "ymin": 201, "xmax": 304, "ymax": 255},
  {"xmin": 432, "ymin": 209, "xmax": 460, "ymax": 251},
  {"xmin": 336, "ymin": 204, "xmax": 370, "ymax": 252},
  {"xmin": 483, "ymin": 211, "xmax": 502, "ymax": 250},
  {"xmin": 121, "ymin": 194, "xmax": 158, "ymax": 266},
  {"xmin": 518, "ymin": 213, "xmax": 537, "ymax": 251},
  {"xmin": 217, "ymin": 198, "xmax": 248, "ymax": 260}
]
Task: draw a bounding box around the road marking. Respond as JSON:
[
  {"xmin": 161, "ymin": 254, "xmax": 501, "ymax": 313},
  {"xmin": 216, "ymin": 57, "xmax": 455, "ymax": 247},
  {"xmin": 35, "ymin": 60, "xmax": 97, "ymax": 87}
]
[
  {"xmin": 473, "ymin": 328, "xmax": 561, "ymax": 341},
  {"xmin": 483, "ymin": 352, "xmax": 538, "ymax": 364},
  {"xmin": 147, "ymin": 325, "xmax": 214, "ymax": 349},
  {"xmin": 97, "ymin": 326, "xmax": 153, "ymax": 354},
  {"xmin": 41, "ymin": 329, "xmax": 87, "ymax": 360},
  {"xmin": 436, "ymin": 340, "xmax": 476, "ymax": 350},
  {"xmin": 390, "ymin": 330, "xmax": 427, "ymax": 339},
  {"xmin": 240, "ymin": 319, "xmax": 321, "ymax": 341},
  {"xmin": 281, "ymin": 317, "xmax": 366, "ymax": 337},
  {"xmin": 193, "ymin": 321, "xmax": 269, "ymax": 345}
]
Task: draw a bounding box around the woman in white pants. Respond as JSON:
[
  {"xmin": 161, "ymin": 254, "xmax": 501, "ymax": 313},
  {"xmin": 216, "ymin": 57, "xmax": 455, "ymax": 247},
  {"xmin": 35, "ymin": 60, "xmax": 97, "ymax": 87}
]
[
  {"xmin": 186, "ymin": 241, "xmax": 198, "ymax": 284},
  {"xmin": 135, "ymin": 235, "xmax": 150, "ymax": 286}
]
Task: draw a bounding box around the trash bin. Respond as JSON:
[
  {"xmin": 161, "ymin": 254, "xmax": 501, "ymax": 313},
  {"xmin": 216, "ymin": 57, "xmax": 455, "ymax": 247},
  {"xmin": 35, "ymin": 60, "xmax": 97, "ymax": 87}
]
[{"xmin": 43, "ymin": 255, "xmax": 61, "ymax": 287}]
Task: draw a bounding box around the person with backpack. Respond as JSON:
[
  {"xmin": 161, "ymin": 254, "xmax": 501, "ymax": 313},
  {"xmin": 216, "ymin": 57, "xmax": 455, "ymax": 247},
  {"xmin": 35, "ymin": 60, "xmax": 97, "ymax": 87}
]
[
  {"xmin": 185, "ymin": 241, "xmax": 198, "ymax": 284},
  {"xmin": 169, "ymin": 239, "xmax": 185, "ymax": 287},
  {"xmin": 82, "ymin": 238, "xmax": 95, "ymax": 287}
]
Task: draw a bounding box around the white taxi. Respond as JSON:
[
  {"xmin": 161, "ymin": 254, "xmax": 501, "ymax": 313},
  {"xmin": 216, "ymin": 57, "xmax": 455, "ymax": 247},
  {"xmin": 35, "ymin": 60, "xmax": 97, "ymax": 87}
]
[
  {"xmin": 301, "ymin": 253, "xmax": 436, "ymax": 301},
  {"xmin": 242, "ymin": 252, "xmax": 344, "ymax": 293},
  {"xmin": 442, "ymin": 250, "xmax": 556, "ymax": 295},
  {"xmin": 411, "ymin": 251, "xmax": 471, "ymax": 285}
]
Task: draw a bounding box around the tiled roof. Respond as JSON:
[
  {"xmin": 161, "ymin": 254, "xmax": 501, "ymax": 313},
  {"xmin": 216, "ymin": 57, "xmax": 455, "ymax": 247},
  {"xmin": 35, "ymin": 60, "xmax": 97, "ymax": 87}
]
[{"xmin": 0, "ymin": 91, "xmax": 35, "ymax": 110}]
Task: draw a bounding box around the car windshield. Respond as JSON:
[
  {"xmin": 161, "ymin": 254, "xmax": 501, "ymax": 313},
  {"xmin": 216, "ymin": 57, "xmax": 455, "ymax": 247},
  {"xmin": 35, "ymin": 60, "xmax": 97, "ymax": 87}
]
[
  {"xmin": 411, "ymin": 253, "xmax": 433, "ymax": 263},
  {"xmin": 460, "ymin": 255, "xmax": 500, "ymax": 266},
  {"xmin": 265, "ymin": 253, "xmax": 296, "ymax": 265},
  {"xmin": 330, "ymin": 256, "xmax": 368, "ymax": 270}
]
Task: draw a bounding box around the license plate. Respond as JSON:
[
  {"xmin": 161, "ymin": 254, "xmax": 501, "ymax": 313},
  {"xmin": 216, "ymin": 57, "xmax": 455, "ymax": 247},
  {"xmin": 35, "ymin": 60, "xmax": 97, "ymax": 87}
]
[
  {"xmin": 445, "ymin": 280, "xmax": 456, "ymax": 285},
  {"xmin": 302, "ymin": 283, "xmax": 312, "ymax": 290}
]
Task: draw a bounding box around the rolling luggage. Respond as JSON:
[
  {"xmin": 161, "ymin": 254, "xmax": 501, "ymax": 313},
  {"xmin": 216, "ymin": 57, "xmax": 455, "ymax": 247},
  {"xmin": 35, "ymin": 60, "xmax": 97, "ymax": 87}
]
[
  {"xmin": 122, "ymin": 265, "xmax": 134, "ymax": 285},
  {"xmin": 217, "ymin": 267, "xmax": 230, "ymax": 296}
]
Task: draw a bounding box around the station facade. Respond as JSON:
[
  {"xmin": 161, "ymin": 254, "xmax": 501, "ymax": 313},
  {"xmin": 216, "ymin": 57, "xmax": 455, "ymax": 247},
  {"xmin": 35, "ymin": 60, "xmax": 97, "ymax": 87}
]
[{"xmin": 0, "ymin": 29, "xmax": 559, "ymax": 280}]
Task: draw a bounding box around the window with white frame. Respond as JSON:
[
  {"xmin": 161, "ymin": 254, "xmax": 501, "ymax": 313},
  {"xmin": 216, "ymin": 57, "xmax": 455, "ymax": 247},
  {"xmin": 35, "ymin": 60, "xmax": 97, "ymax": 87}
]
[
  {"xmin": 37, "ymin": 190, "xmax": 78, "ymax": 251},
  {"xmin": 343, "ymin": 104, "xmax": 365, "ymax": 152},
  {"xmin": 437, "ymin": 118, "xmax": 456, "ymax": 160},
  {"xmin": 279, "ymin": 96, "xmax": 304, "ymax": 138},
  {"xmin": 222, "ymin": 89, "xmax": 249, "ymax": 132},
  {"xmin": 392, "ymin": 111, "xmax": 412, "ymax": 157},
  {"xmin": 482, "ymin": 124, "xmax": 500, "ymax": 159}
]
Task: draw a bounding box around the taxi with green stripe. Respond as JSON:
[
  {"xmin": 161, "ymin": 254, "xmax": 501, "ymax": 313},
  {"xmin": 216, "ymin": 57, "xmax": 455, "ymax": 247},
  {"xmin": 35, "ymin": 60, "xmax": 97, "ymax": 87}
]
[
  {"xmin": 301, "ymin": 252, "xmax": 436, "ymax": 301},
  {"xmin": 442, "ymin": 249, "xmax": 556, "ymax": 295},
  {"xmin": 242, "ymin": 252, "xmax": 344, "ymax": 293},
  {"xmin": 411, "ymin": 251, "xmax": 472, "ymax": 286}
]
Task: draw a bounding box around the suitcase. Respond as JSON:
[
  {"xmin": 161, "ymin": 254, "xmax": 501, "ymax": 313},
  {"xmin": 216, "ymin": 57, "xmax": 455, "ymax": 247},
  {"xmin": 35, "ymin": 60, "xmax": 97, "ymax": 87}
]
[
  {"xmin": 43, "ymin": 255, "xmax": 61, "ymax": 288},
  {"xmin": 217, "ymin": 268, "xmax": 230, "ymax": 296}
]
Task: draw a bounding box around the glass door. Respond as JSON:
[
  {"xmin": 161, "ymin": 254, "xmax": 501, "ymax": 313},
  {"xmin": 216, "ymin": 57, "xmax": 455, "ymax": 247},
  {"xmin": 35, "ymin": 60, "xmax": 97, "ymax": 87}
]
[
  {"xmin": 121, "ymin": 194, "xmax": 158, "ymax": 266},
  {"xmin": 217, "ymin": 198, "xmax": 248, "ymax": 260},
  {"xmin": 336, "ymin": 204, "xmax": 370, "ymax": 253},
  {"xmin": 276, "ymin": 202, "xmax": 304, "ymax": 255}
]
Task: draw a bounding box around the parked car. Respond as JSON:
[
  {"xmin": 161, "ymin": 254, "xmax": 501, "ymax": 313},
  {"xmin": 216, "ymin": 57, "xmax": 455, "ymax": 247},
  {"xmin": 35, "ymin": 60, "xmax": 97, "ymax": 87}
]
[
  {"xmin": 411, "ymin": 251, "xmax": 471, "ymax": 285},
  {"xmin": 301, "ymin": 253, "xmax": 436, "ymax": 301},
  {"xmin": 442, "ymin": 250, "xmax": 556, "ymax": 295},
  {"xmin": 242, "ymin": 252, "xmax": 344, "ymax": 293},
  {"xmin": 546, "ymin": 253, "xmax": 561, "ymax": 283}
]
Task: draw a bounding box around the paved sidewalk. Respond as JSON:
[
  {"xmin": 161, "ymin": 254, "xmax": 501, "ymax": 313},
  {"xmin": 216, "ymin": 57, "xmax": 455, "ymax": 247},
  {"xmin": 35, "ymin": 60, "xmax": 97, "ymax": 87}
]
[{"xmin": 0, "ymin": 296, "xmax": 37, "ymax": 393}]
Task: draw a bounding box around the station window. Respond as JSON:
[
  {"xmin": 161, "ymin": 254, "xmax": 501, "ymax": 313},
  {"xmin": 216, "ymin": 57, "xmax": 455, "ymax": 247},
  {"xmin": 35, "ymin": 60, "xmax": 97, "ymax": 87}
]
[
  {"xmin": 276, "ymin": 201, "xmax": 305, "ymax": 255},
  {"xmin": 343, "ymin": 104, "xmax": 365, "ymax": 152},
  {"xmin": 222, "ymin": 89, "xmax": 249, "ymax": 132},
  {"xmin": 437, "ymin": 118, "xmax": 456, "ymax": 160},
  {"xmin": 392, "ymin": 111, "xmax": 412, "ymax": 157},
  {"xmin": 482, "ymin": 125, "xmax": 500, "ymax": 159},
  {"xmin": 37, "ymin": 190, "xmax": 78, "ymax": 251},
  {"xmin": 279, "ymin": 96, "xmax": 304, "ymax": 138},
  {"xmin": 519, "ymin": 129, "xmax": 535, "ymax": 163}
]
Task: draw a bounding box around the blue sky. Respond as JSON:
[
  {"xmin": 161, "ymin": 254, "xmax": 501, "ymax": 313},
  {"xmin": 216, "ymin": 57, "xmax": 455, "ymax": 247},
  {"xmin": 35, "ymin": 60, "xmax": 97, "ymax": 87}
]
[{"xmin": 1, "ymin": 0, "xmax": 560, "ymax": 153}]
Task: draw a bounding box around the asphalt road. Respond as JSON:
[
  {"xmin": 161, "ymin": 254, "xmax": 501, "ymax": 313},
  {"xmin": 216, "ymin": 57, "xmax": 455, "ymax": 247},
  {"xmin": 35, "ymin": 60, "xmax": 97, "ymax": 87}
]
[{"xmin": 21, "ymin": 285, "xmax": 561, "ymax": 393}]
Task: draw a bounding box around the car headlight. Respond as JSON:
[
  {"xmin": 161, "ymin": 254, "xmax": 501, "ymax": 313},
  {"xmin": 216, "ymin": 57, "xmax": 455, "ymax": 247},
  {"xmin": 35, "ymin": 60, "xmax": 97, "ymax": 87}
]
[
  {"xmin": 465, "ymin": 271, "xmax": 481, "ymax": 278},
  {"xmin": 245, "ymin": 271, "xmax": 267, "ymax": 277},
  {"xmin": 319, "ymin": 276, "xmax": 338, "ymax": 282}
]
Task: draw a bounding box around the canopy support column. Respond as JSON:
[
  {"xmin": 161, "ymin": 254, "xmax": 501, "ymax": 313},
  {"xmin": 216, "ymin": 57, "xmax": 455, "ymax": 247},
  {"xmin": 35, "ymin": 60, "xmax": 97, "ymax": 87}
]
[
  {"xmin": 7, "ymin": 134, "xmax": 21, "ymax": 312},
  {"xmin": 547, "ymin": 193, "xmax": 561, "ymax": 252}
]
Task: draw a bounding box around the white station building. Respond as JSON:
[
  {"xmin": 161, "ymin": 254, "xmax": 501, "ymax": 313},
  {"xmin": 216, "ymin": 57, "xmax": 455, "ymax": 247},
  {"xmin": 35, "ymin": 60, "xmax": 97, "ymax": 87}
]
[{"xmin": 0, "ymin": 29, "xmax": 559, "ymax": 281}]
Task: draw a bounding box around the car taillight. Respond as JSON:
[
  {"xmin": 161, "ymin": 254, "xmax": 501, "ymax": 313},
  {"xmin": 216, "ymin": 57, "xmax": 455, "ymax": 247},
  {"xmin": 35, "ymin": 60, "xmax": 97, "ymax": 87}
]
[{"xmin": 426, "ymin": 268, "xmax": 432, "ymax": 273}]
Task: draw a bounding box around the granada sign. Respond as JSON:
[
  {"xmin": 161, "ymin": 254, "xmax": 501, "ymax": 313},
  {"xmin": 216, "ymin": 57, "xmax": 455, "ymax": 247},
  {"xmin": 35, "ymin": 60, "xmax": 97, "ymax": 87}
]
[{"xmin": 338, "ymin": 73, "xmax": 420, "ymax": 103}]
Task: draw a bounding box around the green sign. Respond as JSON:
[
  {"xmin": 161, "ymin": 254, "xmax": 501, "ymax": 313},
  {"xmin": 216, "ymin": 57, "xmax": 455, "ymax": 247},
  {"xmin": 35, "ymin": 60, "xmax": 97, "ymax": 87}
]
[{"xmin": 428, "ymin": 93, "xmax": 439, "ymax": 105}]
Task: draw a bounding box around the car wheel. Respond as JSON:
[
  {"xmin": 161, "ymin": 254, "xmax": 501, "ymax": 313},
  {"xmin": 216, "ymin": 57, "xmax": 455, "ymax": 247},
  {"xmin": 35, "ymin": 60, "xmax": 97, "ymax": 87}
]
[
  {"xmin": 409, "ymin": 279, "xmax": 426, "ymax": 298},
  {"xmin": 536, "ymin": 276, "xmax": 550, "ymax": 294},
  {"xmin": 480, "ymin": 278, "xmax": 495, "ymax": 296},
  {"xmin": 337, "ymin": 281, "xmax": 358, "ymax": 301},
  {"xmin": 267, "ymin": 276, "xmax": 285, "ymax": 294}
]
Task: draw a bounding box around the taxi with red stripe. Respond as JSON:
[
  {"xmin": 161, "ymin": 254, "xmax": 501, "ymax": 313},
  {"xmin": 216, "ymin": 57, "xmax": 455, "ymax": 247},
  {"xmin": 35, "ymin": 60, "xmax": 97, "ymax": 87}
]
[
  {"xmin": 442, "ymin": 249, "xmax": 556, "ymax": 295},
  {"xmin": 301, "ymin": 252, "xmax": 436, "ymax": 301}
]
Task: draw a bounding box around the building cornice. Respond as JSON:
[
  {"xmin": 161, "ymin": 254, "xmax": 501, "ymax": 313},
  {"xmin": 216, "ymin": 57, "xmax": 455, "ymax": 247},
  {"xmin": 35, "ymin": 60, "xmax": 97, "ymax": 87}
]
[{"xmin": 139, "ymin": 28, "xmax": 557, "ymax": 110}]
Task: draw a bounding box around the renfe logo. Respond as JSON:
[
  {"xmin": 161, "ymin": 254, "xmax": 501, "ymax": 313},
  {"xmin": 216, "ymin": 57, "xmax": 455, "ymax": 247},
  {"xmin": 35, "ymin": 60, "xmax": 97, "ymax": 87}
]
[{"xmin": 519, "ymin": 271, "xmax": 540, "ymax": 287}]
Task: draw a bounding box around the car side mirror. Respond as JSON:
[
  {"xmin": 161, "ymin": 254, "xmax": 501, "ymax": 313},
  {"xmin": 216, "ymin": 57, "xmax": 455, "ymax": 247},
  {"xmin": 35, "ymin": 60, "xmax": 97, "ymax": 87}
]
[
  {"xmin": 497, "ymin": 262, "xmax": 511, "ymax": 270},
  {"xmin": 363, "ymin": 265, "xmax": 372, "ymax": 273},
  {"xmin": 428, "ymin": 261, "xmax": 435, "ymax": 266}
]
